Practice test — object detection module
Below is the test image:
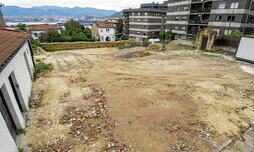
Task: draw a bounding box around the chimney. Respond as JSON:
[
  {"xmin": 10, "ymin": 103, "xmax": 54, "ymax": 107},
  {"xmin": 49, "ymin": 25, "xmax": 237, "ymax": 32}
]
[{"xmin": 0, "ymin": 3, "xmax": 5, "ymax": 27}]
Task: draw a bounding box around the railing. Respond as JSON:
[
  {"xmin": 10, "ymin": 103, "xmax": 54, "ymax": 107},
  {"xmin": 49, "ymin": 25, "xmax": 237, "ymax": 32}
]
[
  {"xmin": 189, "ymin": 20, "xmax": 209, "ymax": 24},
  {"xmin": 190, "ymin": 8, "xmax": 211, "ymax": 13}
]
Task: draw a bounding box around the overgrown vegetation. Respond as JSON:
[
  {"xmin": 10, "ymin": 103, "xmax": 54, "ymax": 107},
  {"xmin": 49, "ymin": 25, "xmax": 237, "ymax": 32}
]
[
  {"xmin": 115, "ymin": 18, "xmax": 128, "ymax": 41},
  {"xmin": 16, "ymin": 128, "xmax": 26, "ymax": 135},
  {"xmin": 159, "ymin": 30, "xmax": 175, "ymax": 42},
  {"xmin": 34, "ymin": 60, "xmax": 54, "ymax": 79},
  {"xmin": 117, "ymin": 41, "xmax": 141, "ymax": 50},
  {"xmin": 39, "ymin": 19, "xmax": 94, "ymax": 43},
  {"xmin": 42, "ymin": 40, "xmax": 139, "ymax": 51},
  {"xmin": 228, "ymin": 30, "xmax": 243, "ymax": 37}
]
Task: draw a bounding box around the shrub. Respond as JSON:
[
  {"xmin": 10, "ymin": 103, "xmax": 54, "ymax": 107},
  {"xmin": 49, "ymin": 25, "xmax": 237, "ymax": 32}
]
[{"xmin": 34, "ymin": 61, "xmax": 54, "ymax": 79}]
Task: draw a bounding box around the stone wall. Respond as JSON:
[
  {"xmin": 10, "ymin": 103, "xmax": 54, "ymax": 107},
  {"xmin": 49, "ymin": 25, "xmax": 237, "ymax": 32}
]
[{"xmin": 42, "ymin": 40, "xmax": 140, "ymax": 51}]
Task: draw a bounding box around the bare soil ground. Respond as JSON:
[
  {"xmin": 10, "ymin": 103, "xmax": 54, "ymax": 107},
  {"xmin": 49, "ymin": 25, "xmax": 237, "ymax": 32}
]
[{"xmin": 23, "ymin": 47, "xmax": 254, "ymax": 152}]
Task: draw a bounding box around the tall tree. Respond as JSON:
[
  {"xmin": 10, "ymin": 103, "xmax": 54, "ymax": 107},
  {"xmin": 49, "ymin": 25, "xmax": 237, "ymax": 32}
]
[{"xmin": 16, "ymin": 23, "xmax": 28, "ymax": 32}]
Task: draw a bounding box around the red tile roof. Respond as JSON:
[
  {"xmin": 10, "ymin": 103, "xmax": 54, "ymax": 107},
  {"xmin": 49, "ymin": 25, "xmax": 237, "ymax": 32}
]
[
  {"xmin": 29, "ymin": 24, "xmax": 60, "ymax": 31},
  {"xmin": 105, "ymin": 21, "xmax": 118, "ymax": 24},
  {"xmin": 94, "ymin": 22, "xmax": 114, "ymax": 28},
  {"xmin": 0, "ymin": 28, "xmax": 30, "ymax": 66},
  {"xmin": 107, "ymin": 18, "xmax": 121, "ymax": 20}
]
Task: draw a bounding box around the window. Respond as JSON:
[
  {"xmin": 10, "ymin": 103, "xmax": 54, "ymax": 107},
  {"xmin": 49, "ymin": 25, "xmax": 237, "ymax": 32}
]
[
  {"xmin": 231, "ymin": 2, "xmax": 239, "ymax": 9},
  {"xmin": 181, "ymin": 26, "xmax": 186, "ymax": 30},
  {"xmin": 182, "ymin": 16, "xmax": 187, "ymax": 20},
  {"xmin": 183, "ymin": 6, "xmax": 188, "ymax": 11},
  {"xmin": 34, "ymin": 33, "xmax": 38, "ymax": 36},
  {"xmin": 218, "ymin": 2, "xmax": 226, "ymax": 9},
  {"xmin": 106, "ymin": 29, "xmax": 110, "ymax": 32},
  {"xmin": 175, "ymin": 26, "xmax": 179, "ymax": 30},
  {"xmin": 227, "ymin": 16, "xmax": 235, "ymax": 22},
  {"xmin": 137, "ymin": 19, "xmax": 141, "ymax": 22},
  {"xmin": 215, "ymin": 16, "xmax": 222, "ymax": 21},
  {"xmin": 138, "ymin": 12, "xmax": 141, "ymax": 15},
  {"xmin": 145, "ymin": 12, "xmax": 148, "ymax": 16},
  {"xmin": 144, "ymin": 19, "xmax": 147, "ymax": 22},
  {"xmin": 175, "ymin": 16, "xmax": 180, "ymax": 21},
  {"xmin": 176, "ymin": 6, "xmax": 181, "ymax": 11}
]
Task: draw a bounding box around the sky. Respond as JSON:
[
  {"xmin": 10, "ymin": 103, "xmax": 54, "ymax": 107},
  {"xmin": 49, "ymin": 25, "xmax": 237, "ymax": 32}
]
[{"xmin": 0, "ymin": 0, "xmax": 166, "ymax": 11}]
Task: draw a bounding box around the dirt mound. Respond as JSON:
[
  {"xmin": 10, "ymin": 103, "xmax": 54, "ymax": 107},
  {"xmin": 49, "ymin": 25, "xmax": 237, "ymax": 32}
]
[
  {"xmin": 166, "ymin": 40, "xmax": 195, "ymax": 51},
  {"xmin": 147, "ymin": 43, "xmax": 164, "ymax": 52}
]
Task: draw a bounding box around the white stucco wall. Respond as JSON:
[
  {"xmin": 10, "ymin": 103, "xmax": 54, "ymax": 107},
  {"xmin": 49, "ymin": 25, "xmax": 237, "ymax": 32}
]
[
  {"xmin": 0, "ymin": 41, "xmax": 34, "ymax": 152},
  {"xmin": 98, "ymin": 28, "xmax": 116, "ymax": 42}
]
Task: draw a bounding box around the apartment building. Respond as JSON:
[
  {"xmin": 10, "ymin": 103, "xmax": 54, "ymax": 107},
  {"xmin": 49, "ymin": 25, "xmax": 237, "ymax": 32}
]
[
  {"xmin": 167, "ymin": 0, "xmax": 254, "ymax": 39},
  {"xmin": 141, "ymin": 1, "xmax": 168, "ymax": 11},
  {"xmin": 123, "ymin": 3, "xmax": 167, "ymax": 40},
  {"xmin": 123, "ymin": 8, "xmax": 166, "ymax": 40}
]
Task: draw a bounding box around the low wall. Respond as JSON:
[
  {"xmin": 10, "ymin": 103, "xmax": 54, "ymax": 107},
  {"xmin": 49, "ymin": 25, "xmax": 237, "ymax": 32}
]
[
  {"xmin": 214, "ymin": 36, "xmax": 241, "ymax": 48},
  {"xmin": 42, "ymin": 40, "xmax": 140, "ymax": 51}
]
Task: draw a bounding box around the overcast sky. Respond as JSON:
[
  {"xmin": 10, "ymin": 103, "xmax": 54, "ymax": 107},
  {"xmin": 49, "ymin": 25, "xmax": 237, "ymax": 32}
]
[{"xmin": 0, "ymin": 0, "xmax": 165, "ymax": 11}]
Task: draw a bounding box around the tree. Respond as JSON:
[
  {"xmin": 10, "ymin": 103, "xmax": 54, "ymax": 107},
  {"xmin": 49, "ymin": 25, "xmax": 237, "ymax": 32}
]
[
  {"xmin": 116, "ymin": 18, "xmax": 123, "ymax": 34},
  {"xmin": 160, "ymin": 30, "xmax": 174, "ymax": 42},
  {"xmin": 39, "ymin": 30, "xmax": 62, "ymax": 43},
  {"xmin": 16, "ymin": 23, "xmax": 28, "ymax": 32}
]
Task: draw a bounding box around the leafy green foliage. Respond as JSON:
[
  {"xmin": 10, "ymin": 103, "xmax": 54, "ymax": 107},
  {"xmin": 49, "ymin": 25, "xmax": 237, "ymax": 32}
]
[
  {"xmin": 39, "ymin": 19, "xmax": 94, "ymax": 43},
  {"xmin": 16, "ymin": 129, "xmax": 26, "ymax": 135},
  {"xmin": 160, "ymin": 30, "xmax": 174, "ymax": 42},
  {"xmin": 34, "ymin": 60, "xmax": 54, "ymax": 79},
  {"xmin": 16, "ymin": 23, "xmax": 28, "ymax": 32},
  {"xmin": 228, "ymin": 30, "xmax": 243, "ymax": 37}
]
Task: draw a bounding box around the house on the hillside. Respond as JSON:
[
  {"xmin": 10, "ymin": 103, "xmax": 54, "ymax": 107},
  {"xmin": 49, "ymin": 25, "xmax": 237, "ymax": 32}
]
[
  {"xmin": 0, "ymin": 28, "xmax": 34, "ymax": 152},
  {"xmin": 91, "ymin": 22, "xmax": 116, "ymax": 42},
  {"xmin": 28, "ymin": 24, "xmax": 61, "ymax": 40},
  {"xmin": 105, "ymin": 18, "xmax": 121, "ymax": 27}
]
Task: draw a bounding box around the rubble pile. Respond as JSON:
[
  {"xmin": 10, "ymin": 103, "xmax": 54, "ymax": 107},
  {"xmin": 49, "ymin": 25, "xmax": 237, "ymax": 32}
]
[{"xmin": 37, "ymin": 84, "xmax": 130, "ymax": 151}]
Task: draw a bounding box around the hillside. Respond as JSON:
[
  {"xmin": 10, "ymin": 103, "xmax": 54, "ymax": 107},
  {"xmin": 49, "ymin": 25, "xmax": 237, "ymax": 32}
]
[{"xmin": 2, "ymin": 6, "xmax": 117, "ymax": 17}]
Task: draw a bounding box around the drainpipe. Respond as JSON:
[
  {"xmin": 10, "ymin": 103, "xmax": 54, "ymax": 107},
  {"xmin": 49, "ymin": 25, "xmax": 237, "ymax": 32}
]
[{"xmin": 242, "ymin": 0, "xmax": 253, "ymax": 34}]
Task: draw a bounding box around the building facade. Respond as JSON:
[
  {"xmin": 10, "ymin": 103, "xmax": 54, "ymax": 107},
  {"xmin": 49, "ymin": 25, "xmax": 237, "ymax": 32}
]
[
  {"xmin": 123, "ymin": 8, "xmax": 166, "ymax": 40},
  {"xmin": 28, "ymin": 24, "xmax": 61, "ymax": 40},
  {"xmin": 91, "ymin": 22, "xmax": 116, "ymax": 42},
  {"xmin": 167, "ymin": 0, "xmax": 254, "ymax": 39},
  {"xmin": 0, "ymin": 28, "xmax": 35, "ymax": 152},
  {"xmin": 105, "ymin": 18, "xmax": 121, "ymax": 28}
]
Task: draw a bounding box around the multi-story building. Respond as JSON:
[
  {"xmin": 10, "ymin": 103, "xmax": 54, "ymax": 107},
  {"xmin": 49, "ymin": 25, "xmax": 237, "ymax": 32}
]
[
  {"xmin": 167, "ymin": 0, "xmax": 254, "ymax": 39},
  {"xmin": 141, "ymin": 1, "xmax": 168, "ymax": 11},
  {"xmin": 123, "ymin": 7, "xmax": 166, "ymax": 40}
]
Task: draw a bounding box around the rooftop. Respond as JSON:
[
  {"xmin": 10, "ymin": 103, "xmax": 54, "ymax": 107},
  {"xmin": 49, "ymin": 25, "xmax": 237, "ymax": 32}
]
[
  {"xmin": 29, "ymin": 24, "xmax": 60, "ymax": 31},
  {"xmin": 94, "ymin": 22, "xmax": 114, "ymax": 28},
  {"xmin": 122, "ymin": 8, "xmax": 166, "ymax": 13},
  {"xmin": 0, "ymin": 28, "xmax": 30, "ymax": 66}
]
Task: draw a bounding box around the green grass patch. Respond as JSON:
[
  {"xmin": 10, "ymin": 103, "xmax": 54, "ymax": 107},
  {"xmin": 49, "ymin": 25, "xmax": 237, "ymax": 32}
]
[
  {"xmin": 16, "ymin": 129, "xmax": 26, "ymax": 135},
  {"xmin": 203, "ymin": 54, "xmax": 219, "ymax": 58},
  {"xmin": 34, "ymin": 60, "xmax": 54, "ymax": 79}
]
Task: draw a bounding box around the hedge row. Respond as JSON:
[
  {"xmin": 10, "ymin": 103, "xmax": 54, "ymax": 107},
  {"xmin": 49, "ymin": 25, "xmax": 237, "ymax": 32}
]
[{"xmin": 41, "ymin": 40, "xmax": 140, "ymax": 51}]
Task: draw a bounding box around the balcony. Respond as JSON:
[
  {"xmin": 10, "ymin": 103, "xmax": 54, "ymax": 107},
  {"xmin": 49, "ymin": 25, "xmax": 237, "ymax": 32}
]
[
  {"xmin": 190, "ymin": 8, "xmax": 211, "ymax": 14},
  {"xmin": 189, "ymin": 19, "xmax": 209, "ymax": 25}
]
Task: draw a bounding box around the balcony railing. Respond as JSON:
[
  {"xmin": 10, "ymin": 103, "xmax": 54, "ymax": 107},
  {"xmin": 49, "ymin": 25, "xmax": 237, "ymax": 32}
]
[
  {"xmin": 190, "ymin": 8, "xmax": 211, "ymax": 13},
  {"xmin": 189, "ymin": 20, "xmax": 209, "ymax": 24}
]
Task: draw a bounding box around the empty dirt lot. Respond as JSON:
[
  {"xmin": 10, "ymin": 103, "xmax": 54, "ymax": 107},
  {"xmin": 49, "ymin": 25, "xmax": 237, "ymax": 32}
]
[{"xmin": 23, "ymin": 47, "xmax": 254, "ymax": 152}]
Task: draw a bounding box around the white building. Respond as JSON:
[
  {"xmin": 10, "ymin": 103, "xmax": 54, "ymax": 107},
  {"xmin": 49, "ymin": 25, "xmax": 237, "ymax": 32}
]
[
  {"xmin": 28, "ymin": 24, "xmax": 61, "ymax": 40},
  {"xmin": 0, "ymin": 28, "xmax": 35, "ymax": 152},
  {"xmin": 91, "ymin": 22, "xmax": 116, "ymax": 42}
]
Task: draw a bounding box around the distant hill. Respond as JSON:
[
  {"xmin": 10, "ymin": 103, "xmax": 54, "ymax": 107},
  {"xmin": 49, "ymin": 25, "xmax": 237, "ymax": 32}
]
[
  {"xmin": 2, "ymin": 6, "xmax": 117, "ymax": 17},
  {"xmin": 107, "ymin": 11, "xmax": 122, "ymax": 18}
]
